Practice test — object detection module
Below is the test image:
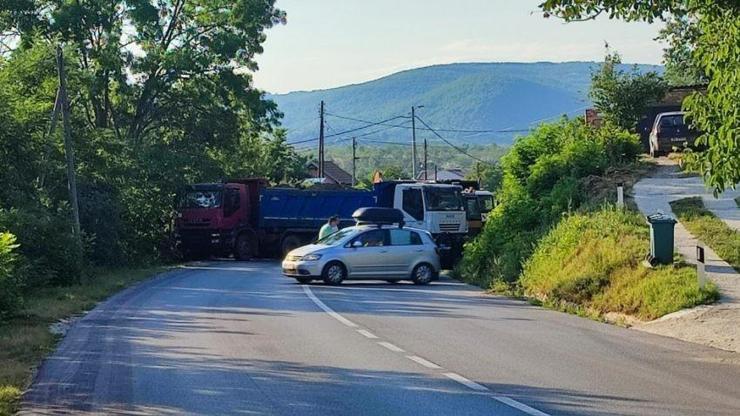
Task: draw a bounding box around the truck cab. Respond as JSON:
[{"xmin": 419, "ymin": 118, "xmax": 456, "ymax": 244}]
[
  {"xmin": 382, "ymin": 182, "xmax": 467, "ymax": 267},
  {"xmin": 174, "ymin": 179, "xmax": 264, "ymax": 260}
]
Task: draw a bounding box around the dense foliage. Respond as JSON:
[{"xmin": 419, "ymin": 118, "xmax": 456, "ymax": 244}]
[
  {"xmin": 521, "ymin": 208, "xmax": 717, "ymax": 320},
  {"xmin": 458, "ymin": 118, "xmax": 641, "ymax": 285},
  {"xmin": 0, "ymin": 1, "xmax": 307, "ymax": 317},
  {"xmin": 539, "ymin": 0, "xmax": 739, "ymax": 193},
  {"xmin": 0, "ymin": 233, "xmax": 20, "ymax": 318}
]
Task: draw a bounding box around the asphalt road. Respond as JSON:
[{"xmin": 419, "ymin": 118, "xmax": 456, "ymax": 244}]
[{"xmin": 21, "ymin": 261, "xmax": 740, "ymax": 416}]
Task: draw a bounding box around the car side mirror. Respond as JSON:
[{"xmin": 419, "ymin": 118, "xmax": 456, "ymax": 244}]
[{"xmin": 351, "ymin": 241, "xmax": 362, "ymax": 248}]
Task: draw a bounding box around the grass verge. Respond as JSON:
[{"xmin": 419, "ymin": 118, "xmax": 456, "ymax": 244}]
[
  {"xmin": 0, "ymin": 266, "xmax": 165, "ymax": 415},
  {"xmin": 519, "ymin": 207, "xmax": 718, "ymax": 321},
  {"xmin": 670, "ymin": 197, "xmax": 740, "ymax": 272}
]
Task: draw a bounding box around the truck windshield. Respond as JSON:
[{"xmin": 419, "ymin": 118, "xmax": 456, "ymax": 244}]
[
  {"xmin": 477, "ymin": 195, "xmax": 494, "ymax": 213},
  {"xmin": 465, "ymin": 197, "xmax": 482, "ymax": 220},
  {"xmin": 424, "ymin": 187, "xmax": 463, "ymax": 211},
  {"xmin": 180, "ymin": 191, "xmax": 223, "ymax": 209}
]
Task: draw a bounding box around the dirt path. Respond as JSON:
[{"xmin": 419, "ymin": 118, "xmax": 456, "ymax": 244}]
[{"xmin": 632, "ymin": 159, "xmax": 740, "ymax": 353}]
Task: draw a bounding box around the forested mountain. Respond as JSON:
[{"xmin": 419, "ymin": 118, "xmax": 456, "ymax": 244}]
[{"xmin": 270, "ymin": 61, "xmax": 662, "ymax": 146}]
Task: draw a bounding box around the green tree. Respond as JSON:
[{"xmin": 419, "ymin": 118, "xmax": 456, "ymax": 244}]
[
  {"xmin": 656, "ymin": 15, "xmax": 707, "ymax": 86},
  {"xmin": 539, "ymin": 0, "xmax": 740, "ymax": 193},
  {"xmin": 590, "ymin": 48, "xmax": 667, "ymax": 131},
  {"xmin": 0, "ymin": 0, "xmax": 286, "ymax": 143}
]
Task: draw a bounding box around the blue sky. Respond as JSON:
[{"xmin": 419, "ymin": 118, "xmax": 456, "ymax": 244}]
[{"xmin": 253, "ymin": 0, "xmax": 665, "ymax": 94}]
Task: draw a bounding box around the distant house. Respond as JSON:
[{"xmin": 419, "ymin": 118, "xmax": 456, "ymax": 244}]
[
  {"xmin": 415, "ymin": 168, "xmax": 467, "ymax": 182},
  {"xmin": 306, "ymin": 161, "xmax": 353, "ymax": 185}
]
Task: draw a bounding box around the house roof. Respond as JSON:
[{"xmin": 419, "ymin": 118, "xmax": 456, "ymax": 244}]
[
  {"xmin": 307, "ymin": 160, "xmax": 353, "ymax": 185},
  {"xmin": 415, "ymin": 168, "xmax": 467, "ymax": 181}
]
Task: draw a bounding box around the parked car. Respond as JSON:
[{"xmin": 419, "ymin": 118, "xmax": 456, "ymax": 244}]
[
  {"xmin": 649, "ymin": 111, "xmax": 699, "ymax": 157},
  {"xmin": 281, "ymin": 208, "xmax": 441, "ymax": 285}
]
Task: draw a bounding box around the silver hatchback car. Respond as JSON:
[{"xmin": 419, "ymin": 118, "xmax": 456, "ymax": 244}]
[{"xmin": 282, "ymin": 225, "xmax": 441, "ymax": 285}]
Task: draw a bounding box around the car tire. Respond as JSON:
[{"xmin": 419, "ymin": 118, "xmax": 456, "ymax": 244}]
[
  {"xmin": 296, "ymin": 277, "xmax": 312, "ymax": 284},
  {"xmin": 411, "ymin": 263, "xmax": 434, "ymax": 285},
  {"xmin": 322, "ymin": 261, "xmax": 346, "ymax": 285},
  {"xmin": 281, "ymin": 234, "xmax": 303, "ymax": 257},
  {"xmin": 235, "ymin": 234, "xmax": 253, "ymax": 261}
]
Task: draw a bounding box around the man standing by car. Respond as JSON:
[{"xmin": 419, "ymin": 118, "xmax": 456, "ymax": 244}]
[{"xmin": 318, "ymin": 215, "xmax": 340, "ymax": 240}]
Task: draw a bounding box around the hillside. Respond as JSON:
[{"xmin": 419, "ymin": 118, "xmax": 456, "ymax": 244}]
[{"xmin": 270, "ymin": 62, "xmax": 663, "ymax": 146}]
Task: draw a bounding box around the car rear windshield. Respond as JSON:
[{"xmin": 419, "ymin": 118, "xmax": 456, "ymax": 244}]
[
  {"xmin": 180, "ymin": 191, "xmax": 223, "ymax": 209},
  {"xmin": 424, "ymin": 187, "xmax": 463, "ymax": 211},
  {"xmin": 660, "ymin": 115, "xmax": 684, "ymax": 127}
]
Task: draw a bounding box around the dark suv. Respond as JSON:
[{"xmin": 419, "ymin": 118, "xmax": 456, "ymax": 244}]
[{"xmin": 649, "ymin": 111, "xmax": 699, "ymax": 157}]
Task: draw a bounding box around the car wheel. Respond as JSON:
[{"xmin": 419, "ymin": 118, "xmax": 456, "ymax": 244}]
[
  {"xmin": 411, "ymin": 263, "xmax": 434, "ymax": 285},
  {"xmin": 235, "ymin": 234, "xmax": 253, "ymax": 261},
  {"xmin": 322, "ymin": 262, "xmax": 346, "ymax": 285},
  {"xmin": 296, "ymin": 277, "xmax": 312, "ymax": 284},
  {"xmin": 281, "ymin": 234, "xmax": 302, "ymax": 257}
]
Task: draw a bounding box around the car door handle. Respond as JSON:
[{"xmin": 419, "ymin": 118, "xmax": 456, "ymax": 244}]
[
  {"xmin": 379, "ymin": 250, "xmax": 388, "ymax": 253},
  {"xmin": 414, "ymin": 249, "xmax": 423, "ymax": 253}
]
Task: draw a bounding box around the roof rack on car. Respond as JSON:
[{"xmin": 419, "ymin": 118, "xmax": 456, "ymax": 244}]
[{"xmin": 352, "ymin": 207, "xmax": 405, "ymax": 229}]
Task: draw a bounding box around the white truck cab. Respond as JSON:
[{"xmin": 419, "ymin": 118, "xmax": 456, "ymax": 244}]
[{"xmin": 392, "ymin": 183, "xmax": 468, "ymax": 237}]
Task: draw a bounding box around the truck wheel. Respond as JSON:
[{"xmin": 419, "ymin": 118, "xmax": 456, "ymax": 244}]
[
  {"xmin": 281, "ymin": 234, "xmax": 303, "ymax": 257},
  {"xmin": 322, "ymin": 261, "xmax": 346, "ymax": 285},
  {"xmin": 411, "ymin": 263, "xmax": 434, "ymax": 285},
  {"xmin": 235, "ymin": 234, "xmax": 253, "ymax": 261}
]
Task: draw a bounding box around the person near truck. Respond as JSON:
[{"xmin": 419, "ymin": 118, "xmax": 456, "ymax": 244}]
[{"xmin": 318, "ymin": 215, "xmax": 340, "ymax": 240}]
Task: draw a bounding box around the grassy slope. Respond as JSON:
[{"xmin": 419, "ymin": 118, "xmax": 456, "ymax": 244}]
[
  {"xmin": 0, "ymin": 266, "xmax": 165, "ymax": 416},
  {"xmin": 670, "ymin": 197, "xmax": 740, "ymax": 272},
  {"xmin": 520, "ymin": 208, "xmax": 718, "ymax": 321}
]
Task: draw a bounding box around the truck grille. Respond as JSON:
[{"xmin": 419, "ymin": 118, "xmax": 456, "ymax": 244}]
[{"xmin": 439, "ymin": 223, "xmax": 460, "ymax": 232}]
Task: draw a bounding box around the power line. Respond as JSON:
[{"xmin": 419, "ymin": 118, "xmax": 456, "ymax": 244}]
[
  {"xmin": 414, "ymin": 115, "xmax": 494, "ymax": 165},
  {"xmin": 287, "ymin": 114, "xmax": 409, "ymax": 147},
  {"xmin": 326, "ymin": 111, "xmax": 530, "ymax": 134}
]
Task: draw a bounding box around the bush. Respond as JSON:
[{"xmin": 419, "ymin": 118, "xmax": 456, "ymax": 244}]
[
  {"xmin": 521, "ymin": 208, "xmax": 718, "ymax": 320},
  {"xmin": 0, "ymin": 208, "xmax": 83, "ymax": 287},
  {"xmin": 0, "ymin": 232, "xmax": 22, "ymax": 318},
  {"xmin": 458, "ymin": 118, "xmax": 642, "ymax": 287}
]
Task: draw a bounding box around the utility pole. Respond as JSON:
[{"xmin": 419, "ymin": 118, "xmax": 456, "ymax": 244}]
[
  {"xmin": 476, "ymin": 162, "xmax": 482, "ymax": 188},
  {"xmin": 423, "ymin": 138, "xmax": 428, "ymax": 180},
  {"xmin": 411, "ymin": 106, "xmax": 417, "ymax": 179},
  {"xmin": 319, "ymin": 100, "xmax": 325, "ymax": 178},
  {"xmin": 55, "ymin": 46, "xmax": 81, "ymax": 245},
  {"xmin": 352, "ymin": 137, "xmax": 358, "ymax": 187}
]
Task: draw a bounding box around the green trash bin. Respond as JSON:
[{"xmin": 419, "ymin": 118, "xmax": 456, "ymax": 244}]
[{"xmin": 646, "ymin": 213, "xmax": 677, "ymax": 265}]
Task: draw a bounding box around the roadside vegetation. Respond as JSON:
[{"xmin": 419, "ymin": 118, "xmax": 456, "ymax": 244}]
[
  {"xmin": 521, "ymin": 208, "xmax": 718, "ymax": 320},
  {"xmin": 670, "ymin": 197, "xmax": 740, "ymax": 272}
]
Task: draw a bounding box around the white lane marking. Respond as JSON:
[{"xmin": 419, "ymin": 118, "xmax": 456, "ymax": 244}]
[
  {"xmin": 493, "ymin": 396, "xmax": 551, "ymax": 416},
  {"xmin": 302, "ymin": 286, "xmax": 358, "ymax": 328},
  {"xmin": 302, "ymin": 285, "xmax": 552, "ymax": 416},
  {"xmin": 443, "ymin": 372, "xmax": 490, "ymax": 391},
  {"xmin": 357, "ymin": 329, "xmax": 379, "ymax": 339},
  {"xmin": 406, "ymin": 355, "xmax": 442, "ymax": 370},
  {"xmin": 377, "ymin": 341, "xmax": 405, "ymax": 353}
]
